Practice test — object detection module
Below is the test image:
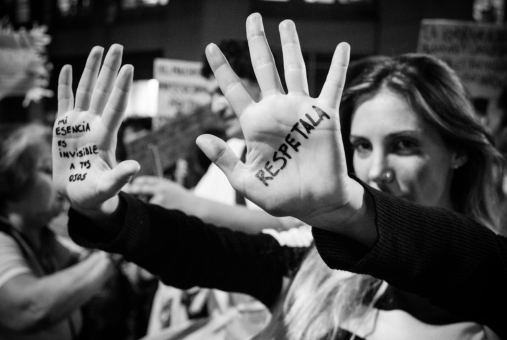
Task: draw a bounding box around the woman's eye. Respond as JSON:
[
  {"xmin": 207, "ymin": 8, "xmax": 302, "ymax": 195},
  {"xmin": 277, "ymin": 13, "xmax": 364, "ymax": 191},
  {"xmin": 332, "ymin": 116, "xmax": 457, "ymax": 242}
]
[
  {"xmin": 351, "ymin": 139, "xmax": 372, "ymax": 156},
  {"xmin": 392, "ymin": 139, "xmax": 419, "ymax": 155}
]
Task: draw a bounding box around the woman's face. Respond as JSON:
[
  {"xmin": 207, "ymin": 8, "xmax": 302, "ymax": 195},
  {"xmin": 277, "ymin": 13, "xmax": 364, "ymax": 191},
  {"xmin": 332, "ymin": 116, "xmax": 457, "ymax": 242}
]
[
  {"xmin": 16, "ymin": 144, "xmax": 65, "ymax": 227},
  {"xmin": 350, "ymin": 89, "xmax": 458, "ymax": 209}
]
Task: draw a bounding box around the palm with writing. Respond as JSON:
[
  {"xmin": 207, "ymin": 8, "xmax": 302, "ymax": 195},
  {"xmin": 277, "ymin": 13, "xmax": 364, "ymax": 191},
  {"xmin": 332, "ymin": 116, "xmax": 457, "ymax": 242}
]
[
  {"xmin": 52, "ymin": 45, "xmax": 140, "ymax": 216},
  {"xmin": 198, "ymin": 14, "xmax": 364, "ymax": 228}
]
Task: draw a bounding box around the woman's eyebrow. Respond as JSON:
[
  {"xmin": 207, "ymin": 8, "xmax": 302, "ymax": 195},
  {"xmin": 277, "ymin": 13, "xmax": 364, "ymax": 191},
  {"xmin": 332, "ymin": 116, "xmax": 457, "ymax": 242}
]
[
  {"xmin": 350, "ymin": 129, "xmax": 421, "ymax": 138},
  {"xmin": 349, "ymin": 134, "xmax": 367, "ymax": 140},
  {"xmin": 385, "ymin": 130, "xmax": 423, "ymax": 139}
]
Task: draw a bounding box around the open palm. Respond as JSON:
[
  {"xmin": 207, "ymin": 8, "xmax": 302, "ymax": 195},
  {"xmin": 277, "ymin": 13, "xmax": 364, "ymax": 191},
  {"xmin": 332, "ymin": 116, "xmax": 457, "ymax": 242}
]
[
  {"xmin": 198, "ymin": 14, "xmax": 360, "ymax": 227},
  {"xmin": 52, "ymin": 45, "xmax": 139, "ymax": 215}
]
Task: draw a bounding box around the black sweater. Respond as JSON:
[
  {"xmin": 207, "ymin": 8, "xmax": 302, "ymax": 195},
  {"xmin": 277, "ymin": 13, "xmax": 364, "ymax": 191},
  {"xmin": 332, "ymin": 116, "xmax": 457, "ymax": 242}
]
[
  {"xmin": 68, "ymin": 186, "xmax": 507, "ymax": 338},
  {"xmin": 314, "ymin": 186, "xmax": 507, "ymax": 339},
  {"xmin": 69, "ymin": 192, "xmax": 308, "ymax": 308}
]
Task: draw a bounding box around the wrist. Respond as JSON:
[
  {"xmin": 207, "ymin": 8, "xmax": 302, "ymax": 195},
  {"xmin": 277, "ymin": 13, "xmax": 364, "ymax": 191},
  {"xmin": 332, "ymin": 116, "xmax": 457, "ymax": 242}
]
[
  {"xmin": 305, "ymin": 178, "xmax": 377, "ymax": 247},
  {"xmin": 74, "ymin": 195, "xmax": 120, "ymax": 224}
]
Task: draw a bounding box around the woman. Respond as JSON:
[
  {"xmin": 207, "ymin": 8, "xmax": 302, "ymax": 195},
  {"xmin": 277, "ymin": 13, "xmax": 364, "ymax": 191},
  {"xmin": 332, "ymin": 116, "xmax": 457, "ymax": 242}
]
[
  {"xmin": 342, "ymin": 54, "xmax": 505, "ymax": 233},
  {"xmin": 55, "ymin": 19, "xmax": 505, "ymax": 339},
  {"xmin": 0, "ymin": 124, "xmax": 113, "ymax": 340},
  {"xmin": 279, "ymin": 53, "xmax": 506, "ymax": 339}
]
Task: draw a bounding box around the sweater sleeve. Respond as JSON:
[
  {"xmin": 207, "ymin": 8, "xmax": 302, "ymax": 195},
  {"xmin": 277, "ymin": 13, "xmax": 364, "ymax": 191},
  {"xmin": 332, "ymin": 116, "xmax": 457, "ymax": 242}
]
[
  {"xmin": 68, "ymin": 193, "xmax": 307, "ymax": 307},
  {"xmin": 313, "ymin": 182, "xmax": 507, "ymax": 339}
]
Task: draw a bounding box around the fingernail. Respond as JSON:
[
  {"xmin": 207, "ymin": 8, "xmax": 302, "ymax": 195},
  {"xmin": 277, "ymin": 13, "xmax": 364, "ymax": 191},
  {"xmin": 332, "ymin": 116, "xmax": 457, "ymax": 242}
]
[
  {"xmin": 279, "ymin": 20, "xmax": 293, "ymax": 30},
  {"xmin": 206, "ymin": 43, "xmax": 217, "ymax": 55},
  {"xmin": 339, "ymin": 42, "xmax": 350, "ymax": 53},
  {"xmin": 248, "ymin": 12, "xmax": 263, "ymax": 31},
  {"xmin": 205, "ymin": 44, "xmax": 223, "ymax": 70},
  {"xmin": 123, "ymin": 64, "xmax": 133, "ymax": 74},
  {"xmin": 112, "ymin": 44, "xmax": 124, "ymax": 53}
]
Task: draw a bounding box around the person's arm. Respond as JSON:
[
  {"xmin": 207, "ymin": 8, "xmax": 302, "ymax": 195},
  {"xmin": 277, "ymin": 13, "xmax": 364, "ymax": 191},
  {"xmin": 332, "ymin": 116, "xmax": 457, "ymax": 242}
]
[
  {"xmin": 0, "ymin": 252, "xmax": 111, "ymax": 332},
  {"xmin": 194, "ymin": 14, "xmax": 377, "ymax": 246},
  {"xmin": 195, "ymin": 14, "xmax": 507, "ymax": 337},
  {"xmin": 52, "ymin": 44, "xmax": 139, "ymax": 224},
  {"xmin": 314, "ymin": 183, "xmax": 507, "ymax": 339},
  {"xmin": 124, "ymin": 176, "xmax": 302, "ymax": 233},
  {"xmin": 68, "ymin": 192, "xmax": 308, "ymax": 307},
  {"xmin": 51, "ymin": 43, "xmax": 308, "ymax": 307}
]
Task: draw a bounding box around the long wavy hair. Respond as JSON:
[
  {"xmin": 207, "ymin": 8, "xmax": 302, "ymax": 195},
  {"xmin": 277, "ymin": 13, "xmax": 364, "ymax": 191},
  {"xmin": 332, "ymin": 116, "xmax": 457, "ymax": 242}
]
[
  {"xmin": 277, "ymin": 54, "xmax": 507, "ymax": 340},
  {"xmin": 340, "ymin": 53, "xmax": 506, "ymax": 232}
]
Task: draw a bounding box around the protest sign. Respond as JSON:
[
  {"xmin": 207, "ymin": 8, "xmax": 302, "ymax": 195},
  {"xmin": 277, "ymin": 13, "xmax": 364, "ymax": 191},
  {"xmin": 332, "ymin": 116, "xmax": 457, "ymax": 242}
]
[
  {"xmin": 153, "ymin": 58, "xmax": 211, "ymax": 128},
  {"xmin": 417, "ymin": 19, "xmax": 507, "ymax": 100}
]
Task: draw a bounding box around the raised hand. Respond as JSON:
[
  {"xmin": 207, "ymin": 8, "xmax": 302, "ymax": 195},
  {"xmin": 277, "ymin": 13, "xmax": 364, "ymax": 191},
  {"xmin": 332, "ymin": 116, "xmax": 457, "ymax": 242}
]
[
  {"xmin": 198, "ymin": 13, "xmax": 365, "ymax": 228},
  {"xmin": 52, "ymin": 45, "xmax": 140, "ymax": 218}
]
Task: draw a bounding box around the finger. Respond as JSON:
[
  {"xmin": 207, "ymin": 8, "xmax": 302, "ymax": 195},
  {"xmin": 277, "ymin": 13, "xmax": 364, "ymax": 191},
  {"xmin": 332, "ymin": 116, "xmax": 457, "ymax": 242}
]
[
  {"xmin": 206, "ymin": 44, "xmax": 254, "ymax": 117},
  {"xmin": 319, "ymin": 42, "xmax": 350, "ymax": 109},
  {"xmin": 127, "ymin": 185, "xmax": 156, "ymax": 196},
  {"xmin": 279, "ymin": 20, "xmax": 308, "ymax": 95},
  {"xmin": 246, "ymin": 13, "xmax": 284, "ymax": 96},
  {"xmin": 98, "ymin": 160, "xmax": 140, "ymax": 197},
  {"xmin": 127, "ymin": 177, "xmax": 159, "ymax": 195},
  {"xmin": 196, "ymin": 134, "xmax": 241, "ymax": 186},
  {"xmin": 89, "ymin": 44, "xmax": 123, "ymax": 115},
  {"xmin": 75, "ymin": 46, "xmax": 104, "ymax": 111},
  {"xmin": 57, "ymin": 65, "xmax": 74, "ymax": 117},
  {"xmin": 84, "ymin": 252, "xmax": 103, "ymax": 263},
  {"xmin": 102, "ymin": 65, "xmax": 134, "ymax": 134},
  {"xmin": 131, "ymin": 176, "xmax": 160, "ymax": 186},
  {"xmin": 206, "ymin": 309, "xmax": 238, "ymax": 331}
]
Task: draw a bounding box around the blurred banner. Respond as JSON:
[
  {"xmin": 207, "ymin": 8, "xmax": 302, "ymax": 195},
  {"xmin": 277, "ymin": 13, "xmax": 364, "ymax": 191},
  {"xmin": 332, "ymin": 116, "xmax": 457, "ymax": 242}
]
[
  {"xmin": 417, "ymin": 19, "xmax": 507, "ymax": 101},
  {"xmin": 153, "ymin": 58, "xmax": 211, "ymax": 127}
]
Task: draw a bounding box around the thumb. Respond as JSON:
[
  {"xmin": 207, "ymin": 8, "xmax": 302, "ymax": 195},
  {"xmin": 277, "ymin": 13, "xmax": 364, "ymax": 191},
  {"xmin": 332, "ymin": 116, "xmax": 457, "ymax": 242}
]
[
  {"xmin": 99, "ymin": 160, "xmax": 140, "ymax": 197},
  {"xmin": 196, "ymin": 134, "xmax": 242, "ymax": 182}
]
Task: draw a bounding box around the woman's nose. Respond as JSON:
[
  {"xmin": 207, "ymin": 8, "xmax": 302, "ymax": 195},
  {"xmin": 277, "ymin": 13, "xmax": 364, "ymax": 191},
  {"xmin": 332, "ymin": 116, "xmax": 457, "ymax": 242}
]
[{"xmin": 367, "ymin": 152, "xmax": 394, "ymax": 185}]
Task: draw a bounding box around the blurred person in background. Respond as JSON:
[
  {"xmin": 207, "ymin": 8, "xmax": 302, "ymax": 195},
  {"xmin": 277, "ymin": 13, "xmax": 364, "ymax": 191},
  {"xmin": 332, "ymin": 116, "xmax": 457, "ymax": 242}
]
[
  {"xmin": 0, "ymin": 124, "xmax": 114, "ymax": 340},
  {"xmin": 116, "ymin": 116, "xmax": 153, "ymax": 163}
]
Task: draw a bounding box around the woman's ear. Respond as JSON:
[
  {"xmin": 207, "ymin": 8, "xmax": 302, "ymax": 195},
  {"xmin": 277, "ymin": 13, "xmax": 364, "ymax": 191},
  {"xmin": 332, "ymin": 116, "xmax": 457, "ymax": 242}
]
[{"xmin": 452, "ymin": 151, "xmax": 468, "ymax": 169}]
